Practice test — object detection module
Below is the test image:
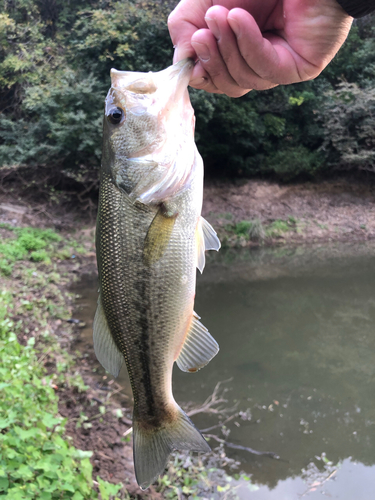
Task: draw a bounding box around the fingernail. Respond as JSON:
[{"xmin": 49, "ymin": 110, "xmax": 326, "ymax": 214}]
[
  {"xmin": 205, "ymin": 16, "xmax": 220, "ymax": 39},
  {"xmin": 190, "ymin": 77, "xmax": 208, "ymax": 87},
  {"xmin": 191, "ymin": 41, "xmax": 210, "ymax": 62},
  {"xmin": 228, "ymin": 17, "xmax": 240, "ymax": 37}
]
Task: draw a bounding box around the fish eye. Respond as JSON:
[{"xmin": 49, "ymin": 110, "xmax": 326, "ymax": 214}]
[{"xmin": 107, "ymin": 107, "xmax": 124, "ymax": 125}]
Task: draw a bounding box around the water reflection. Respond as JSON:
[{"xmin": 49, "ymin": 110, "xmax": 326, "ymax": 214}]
[{"xmin": 73, "ymin": 242, "xmax": 375, "ymax": 497}]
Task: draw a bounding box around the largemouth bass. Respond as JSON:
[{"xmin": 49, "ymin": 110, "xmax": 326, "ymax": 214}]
[{"xmin": 94, "ymin": 59, "xmax": 220, "ymax": 490}]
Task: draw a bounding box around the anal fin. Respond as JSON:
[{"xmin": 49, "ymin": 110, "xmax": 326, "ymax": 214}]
[
  {"xmin": 93, "ymin": 294, "xmax": 123, "ymax": 378},
  {"xmin": 176, "ymin": 312, "xmax": 219, "ymax": 373}
]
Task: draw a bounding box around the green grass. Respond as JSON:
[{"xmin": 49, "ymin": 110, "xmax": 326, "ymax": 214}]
[
  {"xmin": 265, "ymin": 217, "xmax": 299, "ymax": 238},
  {"xmin": 225, "ymin": 219, "xmax": 266, "ymax": 241},
  {"xmin": 0, "ymin": 292, "xmax": 79, "ymax": 498},
  {"xmin": 0, "ymin": 228, "xmax": 61, "ymax": 275}
]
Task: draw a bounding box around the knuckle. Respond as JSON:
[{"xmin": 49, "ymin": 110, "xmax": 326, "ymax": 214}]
[
  {"xmin": 203, "ymin": 64, "xmax": 223, "ymax": 81},
  {"xmin": 233, "ymin": 73, "xmax": 252, "ymax": 89}
]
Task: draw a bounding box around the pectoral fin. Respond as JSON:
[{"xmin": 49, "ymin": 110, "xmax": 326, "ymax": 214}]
[
  {"xmin": 93, "ymin": 294, "xmax": 124, "ymax": 378},
  {"xmin": 196, "ymin": 217, "xmax": 221, "ymax": 273},
  {"xmin": 176, "ymin": 312, "xmax": 219, "ymax": 373},
  {"xmin": 143, "ymin": 205, "xmax": 177, "ymax": 266}
]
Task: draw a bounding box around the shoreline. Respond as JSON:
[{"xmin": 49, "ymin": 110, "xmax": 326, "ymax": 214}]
[{"xmin": 203, "ymin": 177, "xmax": 375, "ymax": 248}]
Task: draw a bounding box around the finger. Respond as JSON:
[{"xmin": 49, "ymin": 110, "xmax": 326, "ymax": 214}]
[
  {"xmin": 188, "ymin": 62, "xmax": 224, "ymax": 94},
  {"xmin": 204, "ymin": 5, "xmax": 277, "ymax": 91},
  {"xmin": 168, "ymin": 18, "xmax": 198, "ymax": 63},
  {"xmin": 191, "ymin": 28, "xmax": 251, "ymax": 98},
  {"xmin": 227, "ymin": 8, "xmax": 314, "ymax": 84},
  {"xmin": 168, "ymin": 0, "xmax": 210, "ymax": 63}
]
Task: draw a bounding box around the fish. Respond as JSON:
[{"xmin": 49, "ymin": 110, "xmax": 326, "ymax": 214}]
[{"xmin": 94, "ymin": 58, "xmax": 220, "ymax": 490}]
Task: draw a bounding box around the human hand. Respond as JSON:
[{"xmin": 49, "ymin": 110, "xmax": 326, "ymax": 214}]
[{"xmin": 168, "ymin": 0, "xmax": 353, "ymax": 97}]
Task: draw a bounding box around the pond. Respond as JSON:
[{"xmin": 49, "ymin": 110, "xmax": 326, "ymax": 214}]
[{"xmin": 73, "ymin": 242, "xmax": 375, "ymax": 499}]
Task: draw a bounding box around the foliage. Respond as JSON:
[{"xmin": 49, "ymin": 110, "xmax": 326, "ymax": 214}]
[
  {"xmin": 0, "ymin": 227, "xmax": 61, "ymax": 275},
  {"xmin": 318, "ymin": 81, "xmax": 375, "ymax": 171},
  {"xmin": 227, "ymin": 220, "xmax": 266, "ymax": 241},
  {"xmin": 0, "ymin": 0, "xmax": 172, "ymax": 171},
  {"xmin": 0, "ymin": 290, "xmax": 122, "ymax": 499},
  {"xmin": 0, "ymin": 2, "xmax": 375, "ymax": 180},
  {"xmin": 192, "ymin": 81, "xmax": 330, "ymax": 179},
  {"xmin": 221, "ymin": 217, "xmax": 300, "ymax": 246},
  {"xmin": 266, "ymin": 219, "xmax": 293, "ymax": 238}
]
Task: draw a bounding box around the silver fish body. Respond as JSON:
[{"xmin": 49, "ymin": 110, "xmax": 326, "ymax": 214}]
[{"xmin": 94, "ymin": 59, "xmax": 220, "ymax": 489}]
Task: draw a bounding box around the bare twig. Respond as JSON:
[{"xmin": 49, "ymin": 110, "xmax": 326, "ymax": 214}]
[
  {"xmin": 187, "ymin": 379, "xmax": 235, "ymax": 417},
  {"xmin": 120, "ymin": 415, "xmax": 132, "ymax": 426},
  {"xmin": 300, "ymin": 469, "xmax": 337, "ymax": 497},
  {"xmin": 200, "ymin": 413, "xmax": 238, "ymax": 433},
  {"xmin": 107, "ymin": 384, "xmax": 129, "ymax": 400},
  {"xmin": 204, "ymin": 434, "xmax": 280, "ymax": 460}
]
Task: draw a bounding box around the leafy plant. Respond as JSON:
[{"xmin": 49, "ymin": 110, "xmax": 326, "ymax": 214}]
[
  {"xmin": 225, "ymin": 219, "xmax": 266, "ymax": 242},
  {"xmin": 0, "ymin": 292, "xmax": 87, "ymax": 498},
  {"xmin": 0, "ymin": 289, "xmax": 124, "ymax": 499},
  {"xmin": 0, "ymin": 227, "xmax": 61, "ymax": 275}
]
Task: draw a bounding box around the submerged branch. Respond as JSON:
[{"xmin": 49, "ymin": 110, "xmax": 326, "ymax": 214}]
[
  {"xmin": 204, "ymin": 434, "xmax": 280, "ymax": 460},
  {"xmin": 187, "ymin": 379, "xmax": 236, "ymax": 417}
]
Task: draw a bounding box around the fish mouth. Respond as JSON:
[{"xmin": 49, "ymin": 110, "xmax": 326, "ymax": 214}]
[
  {"xmin": 159, "ymin": 58, "xmax": 195, "ymax": 88},
  {"xmin": 156, "ymin": 58, "xmax": 195, "ymax": 104},
  {"xmin": 110, "ymin": 59, "xmax": 195, "ymax": 99}
]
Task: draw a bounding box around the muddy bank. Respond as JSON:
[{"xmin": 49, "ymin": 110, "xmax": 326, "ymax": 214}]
[
  {"xmin": 2, "ymin": 176, "xmax": 375, "ymax": 248},
  {"xmin": 203, "ymin": 177, "xmax": 375, "ymax": 247}
]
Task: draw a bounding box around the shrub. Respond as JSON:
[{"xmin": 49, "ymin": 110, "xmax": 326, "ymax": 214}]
[{"xmin": 318, "ymin": 82, "xmax": 375, "ymax": 171}]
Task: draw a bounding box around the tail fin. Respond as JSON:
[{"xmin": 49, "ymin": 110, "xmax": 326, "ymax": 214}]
[{"xmin": 133, "ymin": 406, "xmax": 210, "ymax": 490}]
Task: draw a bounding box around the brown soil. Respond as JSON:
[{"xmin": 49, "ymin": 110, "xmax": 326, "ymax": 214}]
[
  {"xmin": 57, "ymin": 374, "xmax": 161, "ymax": 498},
  {"xmin": 203, "ymin": 177, "xmax": 375, "ymax": 246}
]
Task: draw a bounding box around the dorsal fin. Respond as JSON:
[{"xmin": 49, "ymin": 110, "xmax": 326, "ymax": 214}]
[{"xmin": 176, "ymin": 312, "xmax": 219, "ymax": 373}]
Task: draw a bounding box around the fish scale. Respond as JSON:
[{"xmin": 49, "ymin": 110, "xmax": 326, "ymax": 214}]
[{"xmin": 97, "ymin": 172, "xmax": 184, "ymax": 418}]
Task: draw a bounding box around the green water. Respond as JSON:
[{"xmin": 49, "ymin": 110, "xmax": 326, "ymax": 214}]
[{"xmin": 74, "ymin": 243, "xmax": 375, "ymax": 498}]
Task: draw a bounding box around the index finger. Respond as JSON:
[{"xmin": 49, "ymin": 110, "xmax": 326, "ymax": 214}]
[{"xmin": 168, "ymin": 0, "xmax": 212, "ymax": 62}]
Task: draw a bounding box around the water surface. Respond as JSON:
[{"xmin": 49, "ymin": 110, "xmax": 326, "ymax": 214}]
[{"xmin": 74, "ymin": 243, "xmax": 375, "ymax": 498}]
